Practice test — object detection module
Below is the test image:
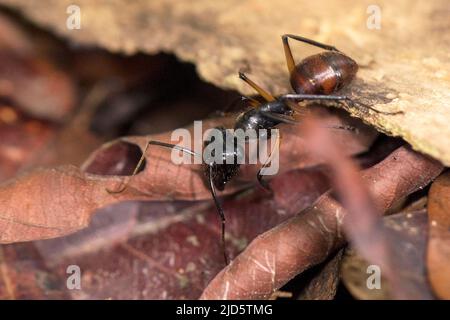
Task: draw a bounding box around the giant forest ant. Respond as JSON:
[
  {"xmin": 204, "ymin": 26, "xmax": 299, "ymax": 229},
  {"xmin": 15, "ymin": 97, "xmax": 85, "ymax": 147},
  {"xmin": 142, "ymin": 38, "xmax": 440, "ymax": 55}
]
[{"xmin": 107, "ymin": 34, "xmax": 400, "ymax": 264}]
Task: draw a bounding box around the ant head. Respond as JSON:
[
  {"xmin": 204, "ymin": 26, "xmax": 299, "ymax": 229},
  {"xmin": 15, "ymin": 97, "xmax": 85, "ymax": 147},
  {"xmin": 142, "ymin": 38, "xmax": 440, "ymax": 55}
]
[
  {"xmin": 206, "ymin": 162, "xmax": 240, "ymax": 191},
  {"xmin": 203, "ymin": 127, "xmax": 243, "ymax": 191}
]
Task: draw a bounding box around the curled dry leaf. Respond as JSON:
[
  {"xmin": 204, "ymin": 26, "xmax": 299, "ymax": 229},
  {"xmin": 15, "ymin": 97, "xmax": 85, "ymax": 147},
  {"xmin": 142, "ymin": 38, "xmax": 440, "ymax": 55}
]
[
  {"xmin": 427, "ymin": 171, "xmax": 450, "ymax": 299},
  {"xmin": 200, "ymin": 146, "xmax": 443, "ymax": 300},
  {"xmin": 0, "ymin": 165, "xmax": 111, "ymax": 243}
]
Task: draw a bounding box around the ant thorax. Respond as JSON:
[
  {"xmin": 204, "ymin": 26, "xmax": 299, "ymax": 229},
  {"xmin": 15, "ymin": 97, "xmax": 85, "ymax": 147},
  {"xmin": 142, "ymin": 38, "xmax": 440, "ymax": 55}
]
[{"xmin": 234, "ymin": 100, "xmax": 292, "ymax": 139}]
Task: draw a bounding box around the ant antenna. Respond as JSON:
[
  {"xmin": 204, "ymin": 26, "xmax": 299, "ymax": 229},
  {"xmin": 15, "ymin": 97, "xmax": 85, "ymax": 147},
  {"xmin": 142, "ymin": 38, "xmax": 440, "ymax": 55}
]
[{"xmin": 239, "ymin": 71, "xmax": 276, "ymax": 102}]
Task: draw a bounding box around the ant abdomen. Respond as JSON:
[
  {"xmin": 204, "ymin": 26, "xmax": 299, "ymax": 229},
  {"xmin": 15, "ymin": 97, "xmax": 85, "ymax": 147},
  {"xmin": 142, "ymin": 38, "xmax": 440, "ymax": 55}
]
[{"xmin": 290, "ymin": 51, "xmax": 358, "ymax": 95}]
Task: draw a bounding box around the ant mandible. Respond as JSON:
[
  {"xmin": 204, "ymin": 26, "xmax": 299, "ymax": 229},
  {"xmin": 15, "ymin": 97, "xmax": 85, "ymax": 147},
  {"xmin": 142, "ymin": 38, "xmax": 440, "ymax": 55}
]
[{"xmin": 107, "ymin": 34, "xmax": 400, "ymax": 265}]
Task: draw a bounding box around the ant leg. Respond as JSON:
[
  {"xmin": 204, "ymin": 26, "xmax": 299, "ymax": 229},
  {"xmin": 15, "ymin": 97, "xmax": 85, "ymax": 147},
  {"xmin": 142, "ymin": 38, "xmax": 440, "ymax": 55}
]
[
  {"xmin": 262, "ymin": 109, "xmax": 358, "ymax": 132},
  {"xmin": 238, "ymin": 71, "xmax": 275, "ymax": 102},
  {"xmin": 106, "ymin": 141, "xmax": 197, "ymax": 194},
  {"xmin": 281, "ymin": 93, "xmax": 348, "ymax": 101},
  {"xmin": 282, "ymin": 34, "xmax": 339, "ymax": 53},
  {"xmin": 208, "ymin": 165, "xmax": 229, "ymax": 265},
  {"xmin": 257, "ymin": 131, "xmax": 281, "ymax": 192},
  {"xmin": 282, "ymin": 34, "xmax": 340, "ymax": 75},
  {"xmin": 281, "ymin": 94, "xmax": 403, "ymax": 115}
]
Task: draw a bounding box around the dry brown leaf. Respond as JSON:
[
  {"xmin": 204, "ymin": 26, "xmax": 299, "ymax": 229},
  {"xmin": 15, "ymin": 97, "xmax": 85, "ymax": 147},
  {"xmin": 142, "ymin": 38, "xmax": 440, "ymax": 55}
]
[
  {"xmin": 297, "ymin": 249, "xmax": 344, "ymax": 300},
  {"xmin": 2, "ymin": 0, "xmax": 449, "ymax": 166},
  {"xmin": 427, "ymin": 170, "xmax": 450, "ymax": 299},
  {"xmin": 0, "ymin": 52, "xmax": 76, "ymax": 122}
]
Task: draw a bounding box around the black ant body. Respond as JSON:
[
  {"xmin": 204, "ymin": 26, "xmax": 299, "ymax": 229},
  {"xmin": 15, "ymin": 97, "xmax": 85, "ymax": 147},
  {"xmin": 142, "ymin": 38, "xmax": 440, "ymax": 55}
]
[{"xmin": 108, "ymin": 34, "xmax": 399, "ymax": 264}]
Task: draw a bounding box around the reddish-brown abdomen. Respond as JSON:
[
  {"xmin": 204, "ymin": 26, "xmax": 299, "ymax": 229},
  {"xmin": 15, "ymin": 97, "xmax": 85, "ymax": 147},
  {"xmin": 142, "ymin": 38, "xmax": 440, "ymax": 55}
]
[{"xmin": 290, "ymin": 51, "xmax": 358, "ymax": 94}]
